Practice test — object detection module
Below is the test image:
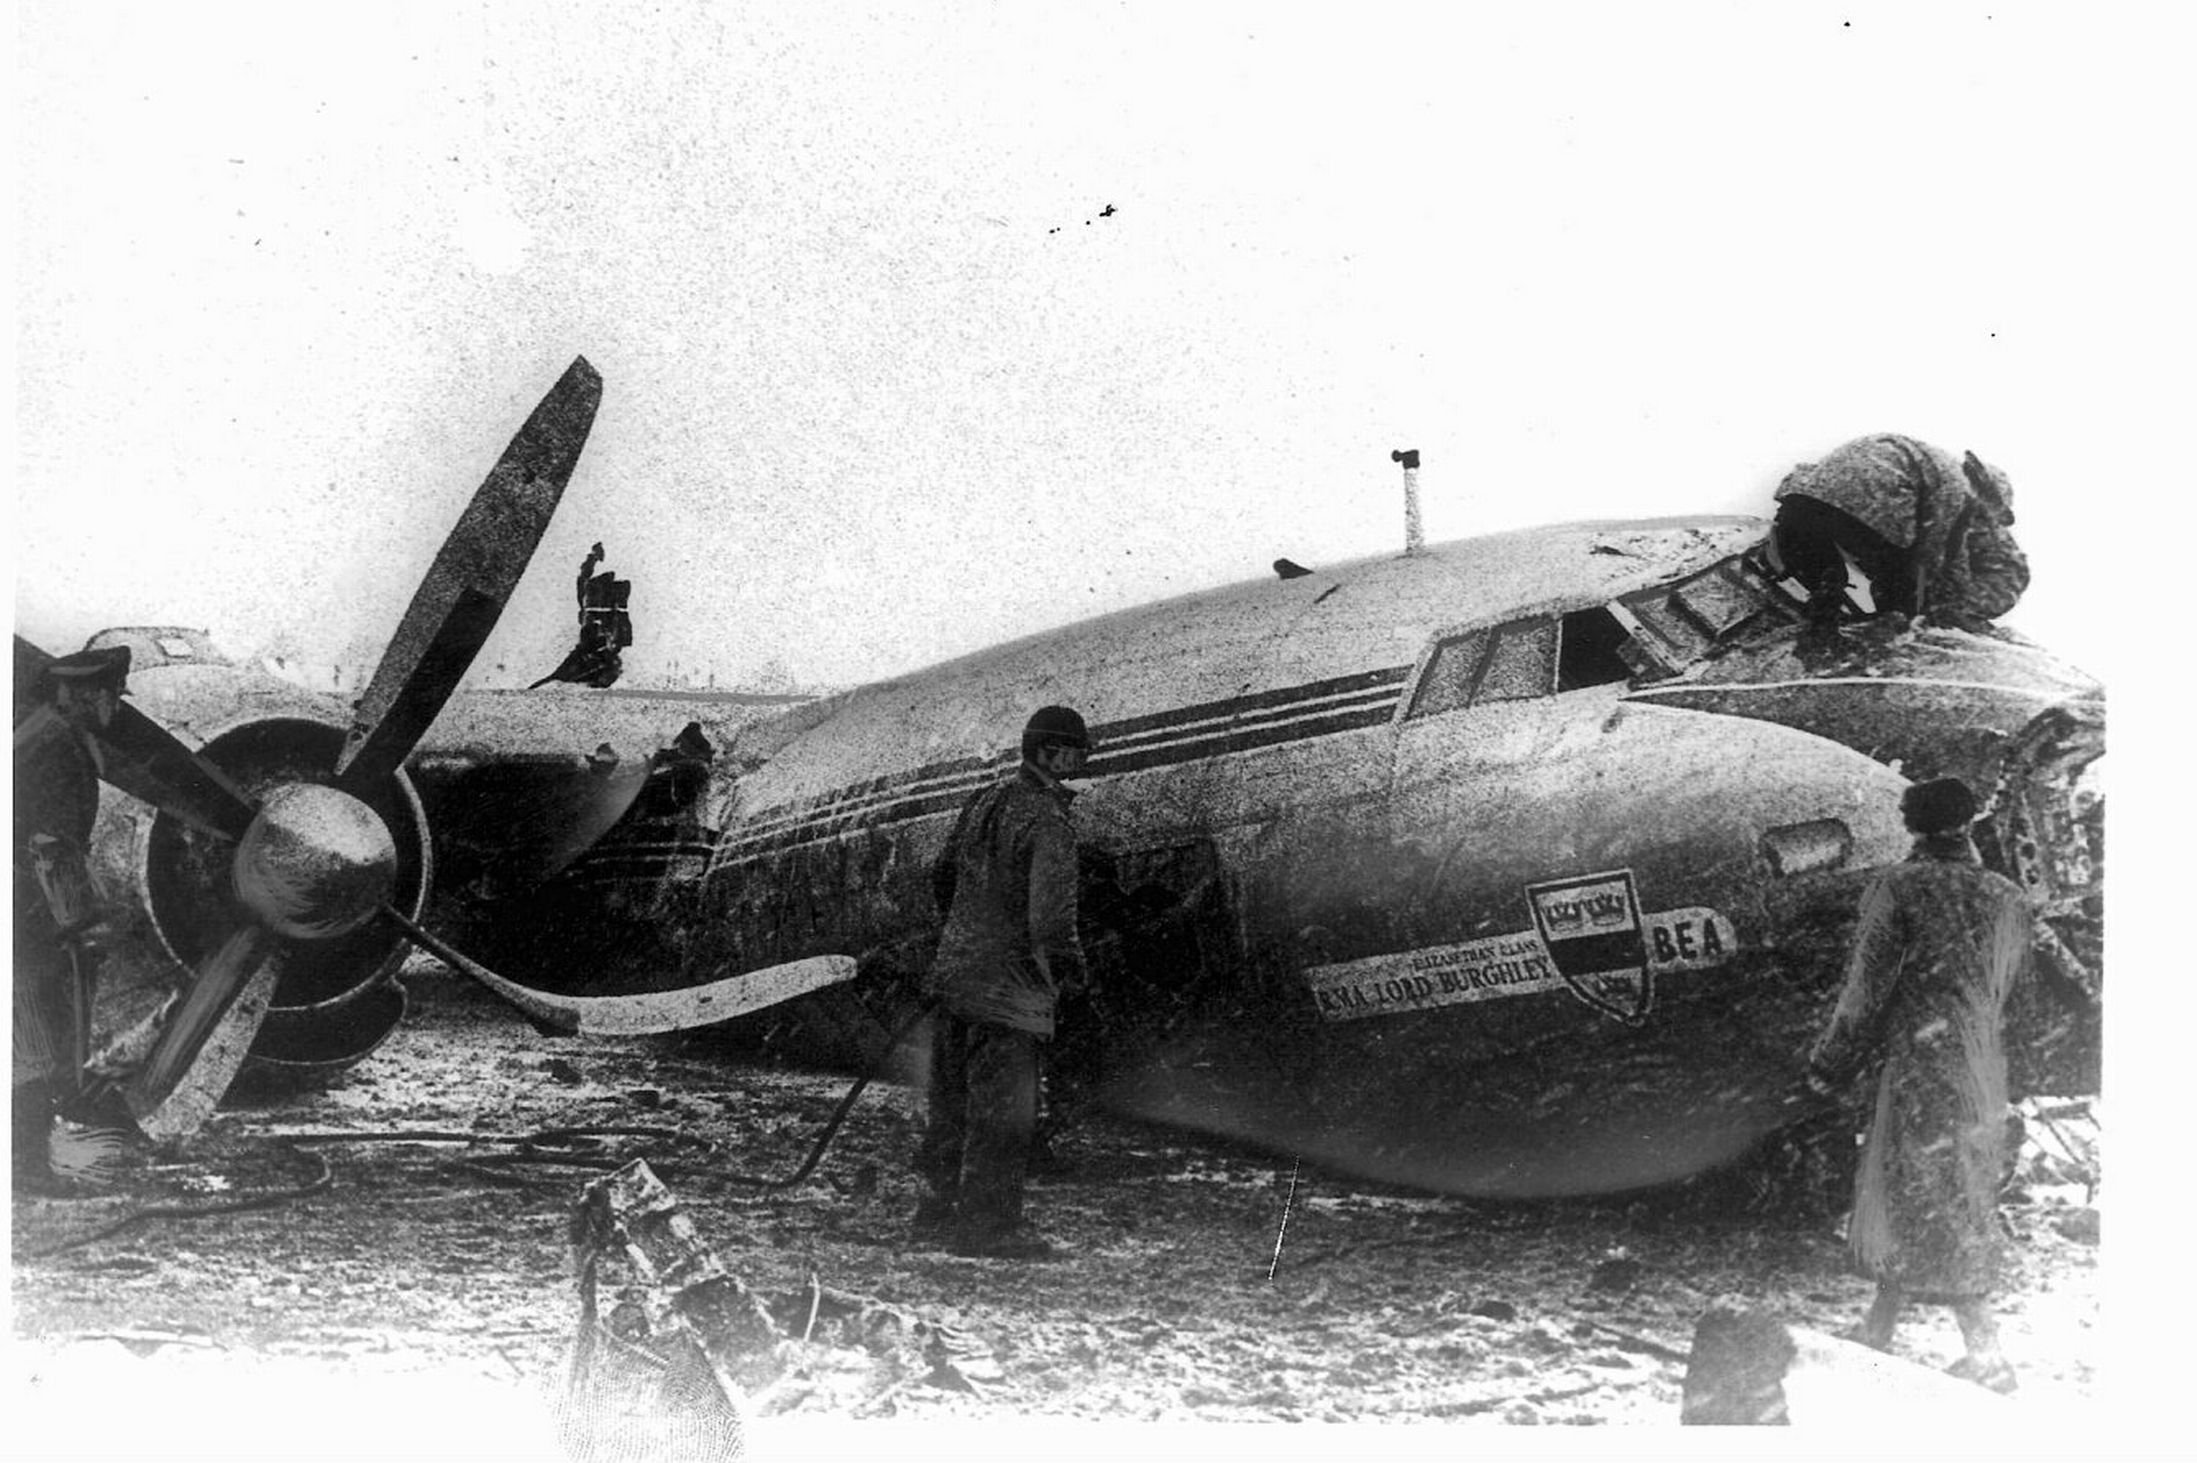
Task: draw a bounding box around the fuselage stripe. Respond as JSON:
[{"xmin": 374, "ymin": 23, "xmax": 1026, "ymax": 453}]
[
  {"xmin": 723, "ymin": 667, "xmax": 1409, "ymax": 846},
  {"xmin": 710, "ymin": 674, "xmax": 1407, "ymax": 868},
  {"xmin": 1094, "ymin": 680, "xmax": 1403, "ymax": 756}
]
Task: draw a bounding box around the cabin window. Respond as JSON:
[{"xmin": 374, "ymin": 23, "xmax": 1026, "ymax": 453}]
[
  {"xmin": 1406, "ymin": 631, "xmax": 1490, "ymax": 719},
  {"xmin": 156, "ymin": 635, "xmax": 199, "ymax": 660}
]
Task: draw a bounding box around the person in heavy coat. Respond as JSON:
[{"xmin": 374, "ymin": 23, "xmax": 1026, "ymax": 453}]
[
  {"xmin": 1769, "ymin": 433, "xmax": 2028, "ymax": 631},
  {"xmin": 13, "ymin": 645, "xmax": 128, "ymax": 1191},
  {"xmin": 1931, "ymin": 451, "xmax": 2030, "ymax": 632},
  {"xmin": 1805, "ymin": 776, "xmax": 2030, "ymax": 1393},
  {"xmin": 913, "ymin": 705, "xmax": 1094, "ymax": 1259}
]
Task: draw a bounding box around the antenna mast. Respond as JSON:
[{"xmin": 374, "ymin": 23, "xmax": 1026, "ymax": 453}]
[{"xmin": 1392, "ymin": 448, "xmax": 1423, "ymax": 555}]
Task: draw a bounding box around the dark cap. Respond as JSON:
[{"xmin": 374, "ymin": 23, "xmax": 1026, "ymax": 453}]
[
  {"xmin": 45, "ymin": 644, "xmax": 132, "ymax": 695},
  {"xmin": 672, "ymin": 721, "xmax": 715, "ymax": 761},
  {"xmin": 1901, "ymin": 777, "xmax": 1978, "ymax": 835},
  {"xmin": 1022, "ymin": 705, "xmax": 1093, "ymax": 755}
]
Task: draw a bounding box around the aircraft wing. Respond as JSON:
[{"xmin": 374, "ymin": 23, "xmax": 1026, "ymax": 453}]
[{"xmin": 406, "ymin": 685, "xmax": 810, "ymax": 890}]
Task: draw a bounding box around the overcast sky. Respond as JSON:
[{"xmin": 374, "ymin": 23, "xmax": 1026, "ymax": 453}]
[{"xmin": 13, "ymin": 2, "xmax": 2185, "ymax": 691}]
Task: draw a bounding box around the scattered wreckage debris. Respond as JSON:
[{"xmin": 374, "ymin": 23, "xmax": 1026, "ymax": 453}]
[
  {"xmin": 9, "ymin": 978, "xmax": 2104, "ymax": 1428},
  {"xmin": 18, "ymin": 1144, "xmax": 334, "ymax": 1260},
  {"xmin": 558, "ymin": 1158, "xmax": 1002, "ymax": 1458},
  {"xmin": 2009, "ymin": 1096, "xmax": 2099, "ymax": 1199}
]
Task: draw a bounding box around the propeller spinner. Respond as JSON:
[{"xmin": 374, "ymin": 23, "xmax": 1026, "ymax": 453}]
[{"xmin": 25, "ymin": 356, "xmax": 603, "ymax": 1143}]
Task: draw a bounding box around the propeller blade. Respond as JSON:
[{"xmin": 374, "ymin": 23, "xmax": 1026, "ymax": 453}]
[
  {"xmin": 379, "ymin": 902, "xmax": 857, "ymax": 1036},
  {"xmin": 335, "ymin": 355, "xmax": 603, "ymax": 793},
  {"xmin": 335, "ymin": 588, "xmax": 506, "ymax": 798},
  {"xmin": 14, "ymin": 635, "xmax": 259, "ymax": 840},
  {"xmin": 122, "ymin": 925, "xmax": 281, "ymax": 1141}
]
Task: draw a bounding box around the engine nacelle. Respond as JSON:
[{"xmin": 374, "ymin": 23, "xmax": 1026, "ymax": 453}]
[{"xmin": 141, "ymin": 716, "xmax": 434, "ymax": 1082}]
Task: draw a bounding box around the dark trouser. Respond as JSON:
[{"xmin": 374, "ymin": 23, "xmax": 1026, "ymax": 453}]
[
  {"xmin": 915, "ymin": 1012, "xmax": 1041, "ymax": 1236},
  {"xmin": 13, "ymin": 1079, "xmax": 56, "ymax": 1183},
  {"xmin": 15, "ymin": 922, "xmax": 89, "ymax": 1082}
]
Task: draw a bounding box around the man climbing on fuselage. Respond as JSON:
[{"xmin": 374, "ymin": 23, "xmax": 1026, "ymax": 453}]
[{"xmin": 1768, "ymin": 434, "xmax": 2029, "ymax": 639}]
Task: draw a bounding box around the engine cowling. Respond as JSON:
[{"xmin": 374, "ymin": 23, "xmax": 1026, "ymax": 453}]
[{"xmin": 141, "ymin": 716, "xmax": 434, "ymax": 1083}]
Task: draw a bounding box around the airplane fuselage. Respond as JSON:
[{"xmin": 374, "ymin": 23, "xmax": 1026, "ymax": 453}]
[{"xmin": 467, "ymin": 515, "xmax": 2105, "ymax": 1194}]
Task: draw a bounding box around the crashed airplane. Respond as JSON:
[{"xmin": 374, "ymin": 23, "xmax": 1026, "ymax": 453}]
[
  {"xmin": 20, "ymin": 359, "xmax": 2102, "ymax": 1197},
  {"xmin": 456, "ymin": 514, "xmax": 2099, "ymax": 1197}
]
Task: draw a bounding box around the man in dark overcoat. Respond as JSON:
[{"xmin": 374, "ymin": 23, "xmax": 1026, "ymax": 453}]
[
  {"xmin": 13, "ymin": 645, "xmax": 128, "ymax": 1190},
  {"xmin": 914, "ymin": 705, "xmax": 1093, "ymax": 1259},
  {"xmin": 1806, "ymin": 776, "xmax": 2030, "ymax": 1393}
]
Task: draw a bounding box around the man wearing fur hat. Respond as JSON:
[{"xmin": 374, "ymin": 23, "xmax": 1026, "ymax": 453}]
[
  {"xmin": 1805, "ymin": 776, "xmax": 2030, "ymax": 1392},
  {"xmin": 13, "ymin": 645, "xmax": 129, "ymax": 1191}
]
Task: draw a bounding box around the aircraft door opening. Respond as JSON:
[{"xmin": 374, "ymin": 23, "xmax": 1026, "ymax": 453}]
[{"xmin": 1065, "ymin": 839, "xmax": 1244, "ymax": 1101}]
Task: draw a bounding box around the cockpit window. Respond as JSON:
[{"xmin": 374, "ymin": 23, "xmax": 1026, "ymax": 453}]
[
  {"xmin": 1406, "ymin": 616, "xmax": 1573, "ymax": 719},
  {"xmin": 155, "ymin": 635, "xmax": 199, "ymax": 660},
  {"xmin": 1476, "ymin": 620, "xmax": 1558, "ymax": 703},
  {"xmin": 1556, "ymin": 608, "xmax": 1636, "ymax": 691},
  {"xmin": 1618, "ymin": 555, "xmax": 1789, "ymax": 666},
  {"xmin": 1405, "ymin": 555, "xmax": 1791, "ymax": 723},
  {"xmin": 1406, "ymin": 630, "xmax": 1490, "ymax": 719},
  {"xmin": 1671, "ymin": 565, "xmax": 1765, "ymax": 638}
]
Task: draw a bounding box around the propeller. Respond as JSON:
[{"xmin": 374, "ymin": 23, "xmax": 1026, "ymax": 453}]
[
  {"xmin": 28, "ymin": 356, "xmax": 603, "ymax": 1142},
  {"xmin": 337, "ymin": 357, "xmax": 601, "ymax": 793},
  {"xmin": 381, "ymin": 904, "xmax": 858, "ymax": 1036}
]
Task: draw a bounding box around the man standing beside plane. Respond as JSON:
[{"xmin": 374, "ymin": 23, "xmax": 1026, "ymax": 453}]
[
  {"xmin": 1805, "ymin": 776, "xmax": 2028, "ymax": 1393},
  {"xmin": 914, "ymin": 705, "xmax": 1095, "ymax": 1260},
  {"xmin": 12, "ymin": 646, "xmax": 128, "ymax": 1192}
]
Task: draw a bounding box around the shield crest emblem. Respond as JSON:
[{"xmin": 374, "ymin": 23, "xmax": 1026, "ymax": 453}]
[{"xmin": 1526, "ymin": 870, "xmax": 1653, "ymax": 1025}]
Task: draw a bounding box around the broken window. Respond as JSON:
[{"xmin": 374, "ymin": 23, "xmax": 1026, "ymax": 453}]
[
  {"xmin": 1619, "ymin": 586, "xmax": 1710, "ymax": 663},
  {"xmin": 1618, "ymin": 556, "xmax": 1792, "ymax": 670},
  {"xmin": 1555, "ymin": 608, "xmax": 1637, "ymax": 692},
  {"xmin": 1406, "ymin": 595, "xmax": 1711, "ymax": 722},
  {"xmin": 1671, "ymin": 563, "xmax": 1766, "ymax": 639}
]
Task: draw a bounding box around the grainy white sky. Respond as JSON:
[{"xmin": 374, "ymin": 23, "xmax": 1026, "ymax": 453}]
[{"xmin": 14, "ymin": 2, "xmax": 2181, "ymax": 691}]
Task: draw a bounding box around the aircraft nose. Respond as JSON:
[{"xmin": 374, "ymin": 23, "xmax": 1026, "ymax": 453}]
[{"xmin": 231, "ymin": 782, "xmax": 399, "ymax": 940}]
